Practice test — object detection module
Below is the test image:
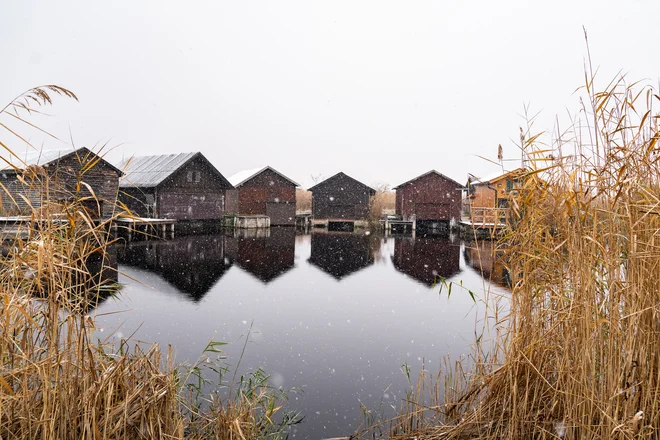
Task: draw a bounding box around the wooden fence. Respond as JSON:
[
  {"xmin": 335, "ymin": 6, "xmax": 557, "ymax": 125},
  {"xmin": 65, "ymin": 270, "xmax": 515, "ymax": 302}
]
[{"xmin": 470, "ymin": 207, "xmax": 509, "ymax": 227}]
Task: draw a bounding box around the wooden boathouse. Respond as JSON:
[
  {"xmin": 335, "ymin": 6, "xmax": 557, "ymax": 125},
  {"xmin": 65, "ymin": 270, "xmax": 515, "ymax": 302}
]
[
  {"xmin": 393, "ymin": 170, "xmax": 462, "ymax": 233},
  {"xmin": 308, "ymin": 172, "xmax": 375, "ymax": 231},
  {"xmin": 116, "ymin": 152, "xmax": 233, "ymax": 221},
  {"xmin": 226, "ymin": 166, "xmax": 299, "ymax": 226},
  {"xmin": 0, "ymin": 147, "xmax": 123, "ymax": 219},
  {"xmin": 465, "ymin": 168, "xmax": 526, "ymax": 226}
]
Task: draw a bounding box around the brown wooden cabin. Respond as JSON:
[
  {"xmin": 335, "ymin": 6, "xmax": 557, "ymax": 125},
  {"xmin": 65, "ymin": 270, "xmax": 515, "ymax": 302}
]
[
  {"xmin": 0, "ymin": 147, "xmax": 123, "ymax": 219},
  {"xmin": 116, "ymin": 152, "xmax": 233, "ymax": 221},
  {"xmin": 393, "ymin": 170, "xmax": 463, "ymax": 226},
  {"xmin": 308, "ymin": 172, "xmax": 376, "ymax": 228},
  {"xmin": 466, "ymin": 168, "xmax": 526, "ymax": 224},
  {"xmin": 391, "ymin": 236, "xmax": 460, "ymax": 286},
  {"xmin": 226, "ymin": 166, "xmax": 299, "ymax": 226}
]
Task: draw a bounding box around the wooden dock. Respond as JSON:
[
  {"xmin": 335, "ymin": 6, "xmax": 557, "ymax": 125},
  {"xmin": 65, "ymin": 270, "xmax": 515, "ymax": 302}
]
[
  {"xmin": 222, "ymin": 214, "xmax": 270, "ymax": 229},
  {"xmin": 380, "ymin": 217, "xmax": 414, "ymax": 234},
  {"xmin": 295, "ymin": 213, "xmax": 312, "ymax": 231},
  {"xmin": 311, "ymin": 218, "xmax": 370, "ymax": 232},
  {"xmin": 0, "ymin": 216, "xmax": 70, "ymax": 241},
  {"xmin": 459, "ymin": 208, "xmax": 509, "ymax": 240}
]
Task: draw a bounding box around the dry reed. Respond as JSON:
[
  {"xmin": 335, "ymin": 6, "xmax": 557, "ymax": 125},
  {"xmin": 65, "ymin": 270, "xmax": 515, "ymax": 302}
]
[{"xmin": 382, "ymin": 68, "xmax": 660, "ymax": 439}]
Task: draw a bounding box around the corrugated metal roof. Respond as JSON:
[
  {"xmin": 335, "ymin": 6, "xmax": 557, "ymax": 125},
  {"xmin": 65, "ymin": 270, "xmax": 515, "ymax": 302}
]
[
  {"xmin": 116, "ymin": 152, "xmax": 198, "ymax": 188},
  {"xmin": 228, "ymin": 166, "xmax": 300, "ymax": 188}
]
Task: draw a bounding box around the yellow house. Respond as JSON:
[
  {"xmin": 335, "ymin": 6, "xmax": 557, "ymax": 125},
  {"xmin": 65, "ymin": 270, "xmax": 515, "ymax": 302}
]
[{"xmin": 466, "ymin": 168, "xmax": 526, "ymax": 224}]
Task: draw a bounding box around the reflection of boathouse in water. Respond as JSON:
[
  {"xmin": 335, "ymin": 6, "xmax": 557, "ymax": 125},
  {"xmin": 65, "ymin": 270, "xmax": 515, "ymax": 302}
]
[
  {"xmin": 391, "ymin": 237, "xmax": 460, "ymax": 286},
  {"xmin": 463, "ymin": 241, "xmax": 511, "ymax": 287},
  {"xmin": 224, "ymin": 227, "xmax": 296, "ymax": 283},
  {"xmin": 118, "ymin": 235, "xmax": 232, "ymax": 301},
  {"xmin": 307, "ymin": 232, "xmax": 378, "ymax": 280},
  {"xmin": 82, "ymin": 245, "xmax": 119, "ymax": 310}
]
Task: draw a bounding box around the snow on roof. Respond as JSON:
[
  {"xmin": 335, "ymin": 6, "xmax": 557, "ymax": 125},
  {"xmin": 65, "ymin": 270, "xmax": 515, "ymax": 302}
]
[
  {"xmin": 469, "ymin": 168, "xmax": 525, "ymax": 185},
  {"xmin": 228, "ymin": 166, "xmax": 300, "ymax": 188},
  {"xmin": 1, "ymin": 147, "xmax": 123, "ymax": 175},
  {"xmin": 228, "ymin": 167, "xmax": 264, "ymax": 187}
]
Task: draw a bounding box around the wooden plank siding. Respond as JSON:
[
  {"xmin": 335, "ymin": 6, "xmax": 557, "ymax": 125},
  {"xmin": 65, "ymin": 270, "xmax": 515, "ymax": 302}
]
[
  {"xmin": 467, "ymin": 168, "xmax": 526, "ymax": 211},
  {"xmin": 0, "ymin": 149, "xmax": 122, "ymax": 219},
  {"xmin": 309, "ymin": 172, "xmax": 375, "ymax": 221},
  {"xmin": 394, "ymin": 171, "xmax": 462, "ymax": 223},
  {"xmin": 227, "ymin": 168, "xmax": 297, "ymax": 226}
]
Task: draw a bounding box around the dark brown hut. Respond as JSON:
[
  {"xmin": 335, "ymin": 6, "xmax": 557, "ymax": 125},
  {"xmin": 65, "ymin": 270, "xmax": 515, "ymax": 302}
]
[
  {"xmin": 393, "ymin": 170, "xmax": 463, "ymax": 227},
  {"xmin": 225, "ymin": 166, "xmax": 299, "ymax": 226},
  {"xmin": 0, "ymin": 147, "xmax": 123, "ymax": 219},
  {"xmin": 308, "ymin": 172, "xmax": 375, "ymax": 230}
]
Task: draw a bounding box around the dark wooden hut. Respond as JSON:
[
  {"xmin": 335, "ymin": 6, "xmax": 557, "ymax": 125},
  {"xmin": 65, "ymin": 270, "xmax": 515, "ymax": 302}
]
[
  {"xmin": 393, "ymin": 170, "xmax": 463, "ymax": 228},
  {"xmin": 308, "ymin": 172, "xmax": 375, "ymax": 230},
  {"xmin": 391, "ymin": 236, "xmax": 460, "ymax": 286},
  {"xmin": 226, "ymin": 166, "xmax": 299, "ymax": 226},
  {"xmin": 0, "ymin": 147, "xmax": 123, "ymax": 219},
  {"xmin": 116, "ymin": 152, "xmax": 233, "ymax": 221}
]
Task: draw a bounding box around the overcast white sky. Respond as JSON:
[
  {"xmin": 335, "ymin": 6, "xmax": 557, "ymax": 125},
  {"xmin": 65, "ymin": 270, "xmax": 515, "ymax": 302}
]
[{"xmin": 2, "ymin": 1, "xmax": 659, "ymax": 188}]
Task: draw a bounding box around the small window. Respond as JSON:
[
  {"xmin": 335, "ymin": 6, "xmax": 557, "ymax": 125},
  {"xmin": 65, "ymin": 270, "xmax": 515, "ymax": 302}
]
[
  {"xmin": 187, "ymin": 171, "xmax": 193, "ymax": 182},
  {"xmin": 506, "ymin": 179, "xmax": 513, "ymax": 191},
  {"xmin": 194, "ymin": 171, "xmax": 201, "ymax": 183}
]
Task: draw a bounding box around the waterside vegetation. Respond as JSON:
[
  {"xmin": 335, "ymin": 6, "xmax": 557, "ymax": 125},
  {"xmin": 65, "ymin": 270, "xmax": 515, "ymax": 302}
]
[
  {"xmin": 0, "ymin": 87, "xmax": 298, "ymax": 440},
  {"xmin": 374, "ymin": 68, "xmax": 660, "ymax": 439}
]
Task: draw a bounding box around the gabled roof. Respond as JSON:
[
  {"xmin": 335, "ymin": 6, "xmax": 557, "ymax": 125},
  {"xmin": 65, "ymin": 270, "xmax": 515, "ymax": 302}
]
[
  {"xmin": 228, "ymin": 166, "xmax": 299, "ymax": 188},
  {"xmin": 115, "ymin": 152, "xmax": 232, "ymax": 188},
  {"xmin": 1, "ymin": 147, "xmax": 124, "ymax": 176},
  {"xmin": 307, "ymin": 172, "xmax": 376, "ymax": 194},
  {"xmin": 468, "ymin": 168, "xmax": 527, "ymax": 186},
  {"xmin": 393, "ymin": 170, "xmax": 462, "ymax": 190}
]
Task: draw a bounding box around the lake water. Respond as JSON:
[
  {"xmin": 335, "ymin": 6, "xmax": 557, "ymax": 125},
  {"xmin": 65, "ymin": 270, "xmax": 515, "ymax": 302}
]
[{"xmin": 93, "ymin": 228, "xmax": 509, "ymax": 439}]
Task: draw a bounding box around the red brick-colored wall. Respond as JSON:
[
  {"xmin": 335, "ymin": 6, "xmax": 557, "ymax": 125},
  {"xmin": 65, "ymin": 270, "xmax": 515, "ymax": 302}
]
[
  {"xmin": 395, "ymin": 173, "xmax": 462, "ymax": 222},
  {"xmin": 236, "ymin": 169, "xmax": 296, "ymax": 225}
]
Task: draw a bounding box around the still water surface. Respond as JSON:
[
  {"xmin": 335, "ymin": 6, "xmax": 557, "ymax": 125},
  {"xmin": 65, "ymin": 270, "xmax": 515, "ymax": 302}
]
[{"xmin": 94, "ymin": 228, "xmax": 508, "ymax": 439}]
